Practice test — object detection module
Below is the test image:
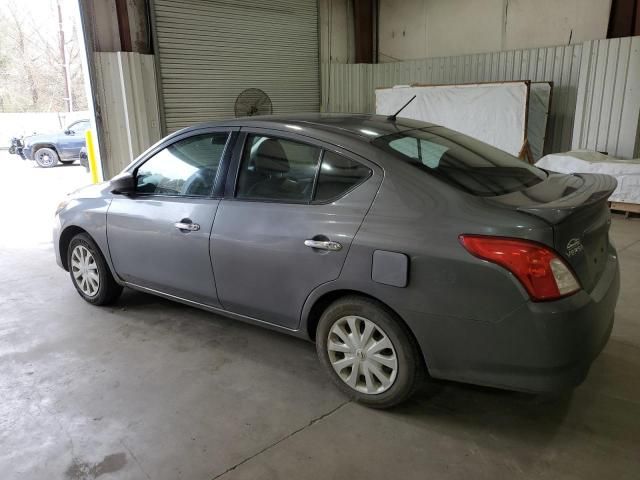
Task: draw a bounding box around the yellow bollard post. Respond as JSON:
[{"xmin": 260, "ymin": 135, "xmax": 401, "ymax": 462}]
[{"xmin": 85, "ymin": 129, "xmax": 100, "ymax": 184}]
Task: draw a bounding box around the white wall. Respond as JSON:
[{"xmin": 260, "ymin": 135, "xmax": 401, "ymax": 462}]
[
  {"xmin": 504, "ymin": 0, "xmax": 612, "ymax": 50},
  {"xmin": 377, "ymin": 0, "xmax": 611, "ymax": 61},
  {"xmin": 319, "ymin": 0, "xmax": 355, "ymax": 63},
  {"xmin": 379, "ymin": 0, "xmax": 504, "ymax": 61}
]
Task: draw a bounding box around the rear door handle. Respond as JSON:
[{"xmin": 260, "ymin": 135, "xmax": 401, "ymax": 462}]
[
  {"xmin": 304, "ymin": 239, "xmax": 342, "ymax": 251},
  {"xmin": 174, "ymin": 221, "xmax": 200, "ymax": 232}
]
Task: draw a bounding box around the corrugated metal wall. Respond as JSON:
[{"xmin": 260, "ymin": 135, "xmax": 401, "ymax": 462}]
[
  {"xmin": 322, "ymin": 43, "xmax": 583, "ymax": 154},
  {"xmin": 94, "ymin": 52, "xmax": 162, "ymax": 178},
  {"xmin": 572, "ymin": 36, "xmax": 640, "ymax": 158},
  {"xmin": 152, "ymin": 0, "xmax": 319, "ymax": 133}
]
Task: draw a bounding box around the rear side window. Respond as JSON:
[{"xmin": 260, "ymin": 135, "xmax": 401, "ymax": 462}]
[
  {"xmin": 374, "ymin": 127, "xmax": 547, "ymax": 197},
  {"xmin": 136, "ymin": 132, "xmax": 229, "ymax": 196},
  {"xmin": 314, "ymin": 151, "xmax": 371, "ymax": 203},
  {"xmin": 236, "ymin": 135, "xmax": 321, "ymax": 202}
]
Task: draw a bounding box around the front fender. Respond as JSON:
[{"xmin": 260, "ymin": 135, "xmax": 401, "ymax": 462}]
[{"xmin": 54, "ymin": 190, "xmax": 122, "ymax": 283}]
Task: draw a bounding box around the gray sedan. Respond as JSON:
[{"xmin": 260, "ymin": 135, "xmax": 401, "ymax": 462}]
[{"xmin": 54, "ymin": 114, "xmax": 619, "ymax": 408}]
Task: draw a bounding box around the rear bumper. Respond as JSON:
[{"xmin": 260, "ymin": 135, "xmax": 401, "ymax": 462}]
[{"xmin": 403, "ymin": 249, "xmax": 620, "ymax": 394}]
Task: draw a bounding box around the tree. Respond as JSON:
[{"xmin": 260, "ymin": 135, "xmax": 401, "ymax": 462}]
[{"xmin": 0, "ymin": 0, "xmax": 87, "ymax": 112}]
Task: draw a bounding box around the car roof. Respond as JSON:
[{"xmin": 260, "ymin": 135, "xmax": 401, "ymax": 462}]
[{"xmin": 181, "ymin": 113, "xmax": 435, "ymax": 142}]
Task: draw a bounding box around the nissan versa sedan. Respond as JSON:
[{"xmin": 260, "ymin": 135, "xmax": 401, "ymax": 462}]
[{"xmin": 54, "ymin": 114, "xmax": 620, "ymax": 408}]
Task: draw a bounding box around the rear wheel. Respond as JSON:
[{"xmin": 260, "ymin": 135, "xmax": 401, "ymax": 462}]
[
  {"xmin": 316, "ymin": 296, "xmax": 425, "ymax": 408},
  {"xmin": 34, "ymin": 147, "xmax": 59, "ymax": 168},
  {"xmin": 67, "ymin": 233, "xmax": 122, "ymax": 305}
]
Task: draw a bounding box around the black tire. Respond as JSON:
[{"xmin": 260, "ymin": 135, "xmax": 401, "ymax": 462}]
[
  {"xmin": 67, "ymin": 233, "xmax": 123, "ymax": 305},
  {"xmin": 34, "ymin": 147, "xmax": 59, "ymax": 168},
  {"xmin": 316, "ymin": 295, "xmax": 425, "ymax": 408}
]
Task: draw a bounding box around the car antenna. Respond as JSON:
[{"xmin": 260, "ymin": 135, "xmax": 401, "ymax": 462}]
[{"xmin": 387, "ymin": 95, "xmax": 417, "ymax": 121}]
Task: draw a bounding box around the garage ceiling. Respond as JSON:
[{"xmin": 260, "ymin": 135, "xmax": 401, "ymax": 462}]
[{"xmin": 152, "ymin": 0, "xmax": 320, "ymax": 133}]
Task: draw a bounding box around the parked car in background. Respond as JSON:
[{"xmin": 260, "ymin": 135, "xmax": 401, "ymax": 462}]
[
  {"xmin": 53, "ymin": 114, "xmax": 620, "ymax": 408},
  {"xmin": 19, "ymin": 119, "xmax": 90, "ymax": 168}
]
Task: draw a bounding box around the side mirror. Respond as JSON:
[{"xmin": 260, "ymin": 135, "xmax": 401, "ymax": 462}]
[
  {"xmin": 110, "ymin": 171, "xmax": 136, "ymax": 195},
  {"xmin": 64, "ymin": 129, "xmax": 73, "ymax": 135}
]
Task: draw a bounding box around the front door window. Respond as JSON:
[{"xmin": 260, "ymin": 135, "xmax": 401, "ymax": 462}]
[{"xmin": 136, "ymin": 133, "xmax": 229, "ymax": 197}]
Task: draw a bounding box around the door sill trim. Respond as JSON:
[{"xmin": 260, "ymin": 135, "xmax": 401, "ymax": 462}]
[{"xmin": 123, "ymin": 281, "xmax": 300, "ymax": 334}]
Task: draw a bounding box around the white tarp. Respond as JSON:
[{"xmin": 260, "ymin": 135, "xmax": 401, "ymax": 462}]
[
  {"xmin": 536, "ymin": 150, "xmax": 640, "ymax": 204},
  {"xmin": 376, "ymin": 82, "xmax": 529, "ymax": 157},
  {"xmin": 528, "ymin": 82, "xmax": 552, "ymax": 161}
]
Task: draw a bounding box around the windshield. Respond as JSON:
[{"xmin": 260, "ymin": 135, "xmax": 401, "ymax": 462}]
[
  {"xmin": 374, "ymin": 126, "xmax": 547, "ymax": 197},
  {"xmin": 68, "ymin": 120, "xmax": 90, "ymax": 132}
]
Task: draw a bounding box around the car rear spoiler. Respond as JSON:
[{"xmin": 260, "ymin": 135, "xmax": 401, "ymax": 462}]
[{"xmin": 516, "ymin": 174, "xmax": 617, "ymax": 224}]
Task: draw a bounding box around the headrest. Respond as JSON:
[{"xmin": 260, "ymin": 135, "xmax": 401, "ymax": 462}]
[{"xmin": 254, "ymin": 139, "xmax": 289, "ymax": 173}]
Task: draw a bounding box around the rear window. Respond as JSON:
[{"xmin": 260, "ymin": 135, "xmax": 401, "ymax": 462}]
[
  {"xmin": 373, "ymin": 127, "xmax": 547, "ymax": 197},
  {"xmin": 313, "ymin": 151, "xmax": 371, "ymax": 203}
]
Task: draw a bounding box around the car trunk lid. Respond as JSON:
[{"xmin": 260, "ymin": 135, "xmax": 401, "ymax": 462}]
[{"xmin": 489, "ymin": 173, "xmax": 617, "ymax": 292}]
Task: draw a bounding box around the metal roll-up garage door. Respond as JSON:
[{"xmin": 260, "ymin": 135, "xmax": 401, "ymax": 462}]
[{"xmin": 152, "ymin": 0, "xmax": 319, "ymax": 133}]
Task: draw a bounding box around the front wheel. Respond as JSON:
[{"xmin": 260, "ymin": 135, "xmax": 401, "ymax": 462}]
[
  {"xmin": 316, "ymin": 296, "xmax": 425, "ymax": 408},
  {"xmin": 67, "ymin": 233, "xmax": 123, "ymax": 305},
  {"xmin": 34, "ymin": 147, "xmax": 59, "ymax": 168}
]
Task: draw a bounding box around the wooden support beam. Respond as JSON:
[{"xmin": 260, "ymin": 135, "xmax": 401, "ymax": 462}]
[
  {"xmin": 608, "ymin": 0, "xmax": 640, "ymax": 38},
  {"xmin": 114, "ymin": 0, "xmax": 132, "ymax": 52},
  {"xmin": 353, "ymin": 0, "xmax": 374, "ymax": 64}
]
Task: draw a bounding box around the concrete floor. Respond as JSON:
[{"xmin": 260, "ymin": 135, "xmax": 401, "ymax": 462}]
[{"xmin": 1, "ymin": 151, "xmax": 639, "ymax": 480}]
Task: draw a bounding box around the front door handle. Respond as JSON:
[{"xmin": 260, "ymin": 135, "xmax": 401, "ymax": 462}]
[
  {"xmin": 304, "ymin": 239, "xmax": 342, "ymax": 251},
  {"xmin": 174, "ymin": 221, "xmax": 200, "ymax": 232}
]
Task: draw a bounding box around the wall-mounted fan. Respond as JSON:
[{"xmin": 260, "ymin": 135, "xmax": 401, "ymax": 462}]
[{"xmin": 234, "ymin": 88, "xmax": 273, "ymax": 117}]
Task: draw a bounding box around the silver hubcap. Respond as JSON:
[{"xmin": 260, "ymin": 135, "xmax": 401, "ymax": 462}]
[
  {"xmin": 37, "ymin": 152, "xmax": 54, "ymax": 166},
  {"xmin": 327, "ymin": 315, "xmax": 398, "ymax": 394},
  {"xmin": 71, "ymin": 245, "xmax": 100, "ymax": 297}
]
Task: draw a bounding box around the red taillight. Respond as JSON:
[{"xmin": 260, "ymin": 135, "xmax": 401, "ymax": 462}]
[{"xmin": 459, "ymin": 235, "xmax": 580, "ymax": 301}]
